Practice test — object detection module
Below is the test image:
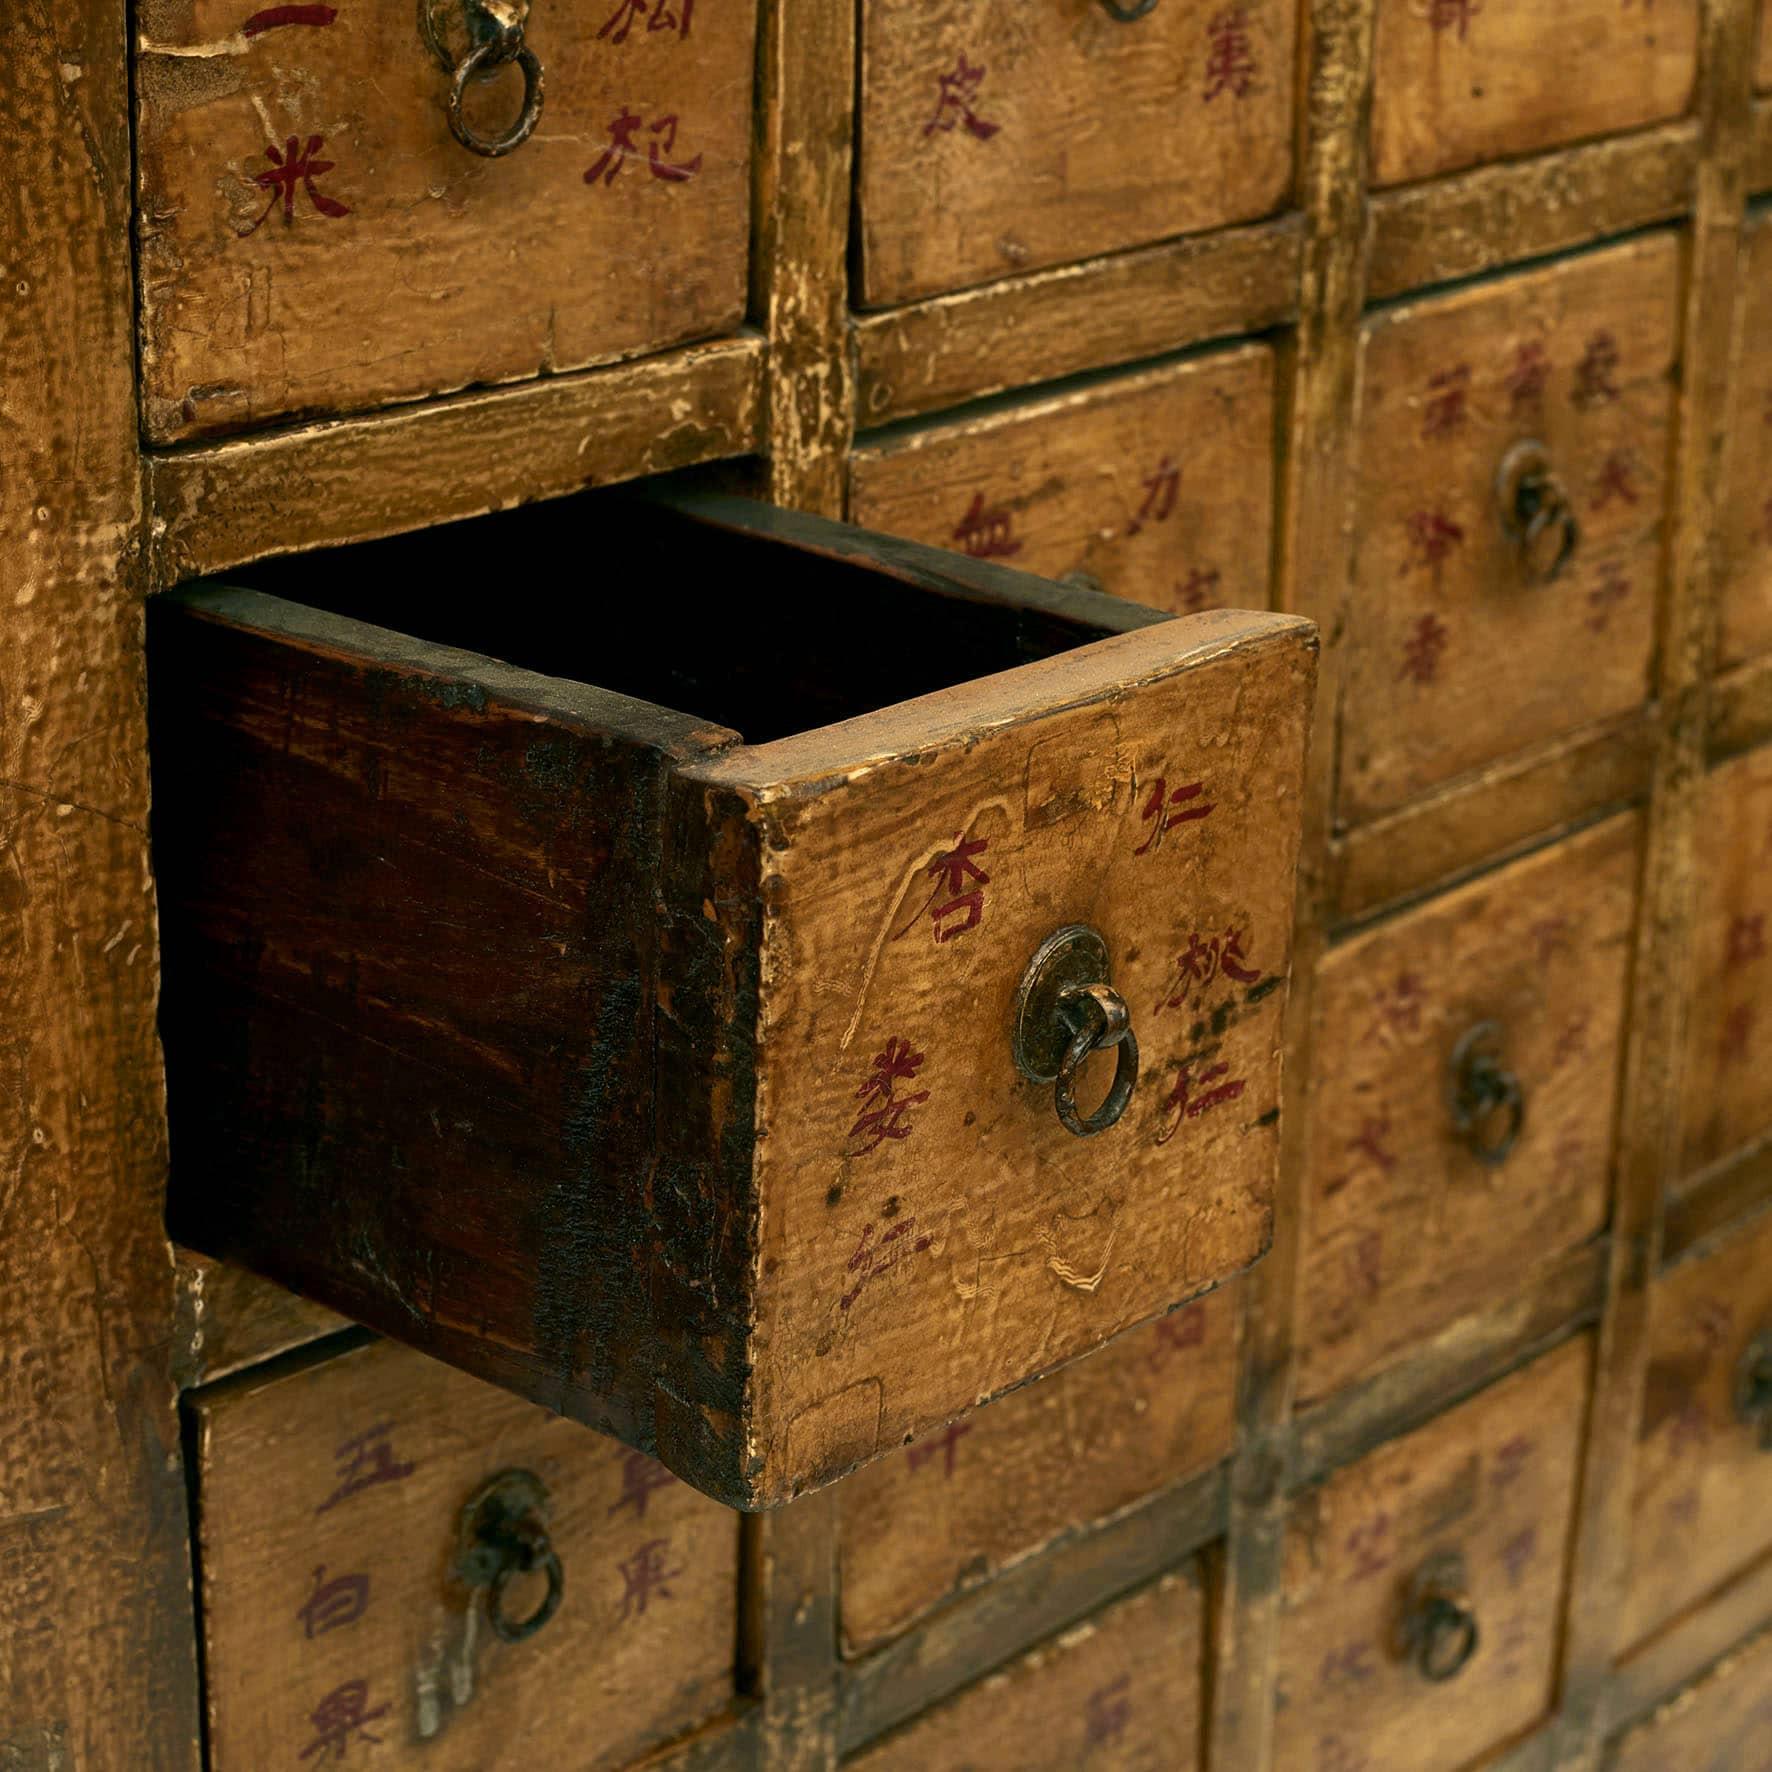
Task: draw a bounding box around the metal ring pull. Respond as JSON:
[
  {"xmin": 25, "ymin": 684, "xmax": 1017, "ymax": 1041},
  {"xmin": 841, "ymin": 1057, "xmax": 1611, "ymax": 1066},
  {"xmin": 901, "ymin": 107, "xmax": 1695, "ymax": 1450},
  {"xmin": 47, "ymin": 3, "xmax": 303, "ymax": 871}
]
[
  {"xmin": 1496, "ymin": 440, "xmax": 1580, "ymax": 585},
  {"xmin": 1401, "ymin": 1554, "xmax": 1480, "ymax": 1684},
  {"xmin": 1098, "ymin": 0, "xmax": 1160, "ymax": 17},
  {"xmin": 1736, "ymin": 1330, "xmax": 1772, "ymax": 1450},
  {"xmin": 1012, "ymin": 924, "xmax": 1142, "ymax": 1139},
  {"xmin": 455, "ymin": 1469, "xmax": 565, "ymax": 1644},
  {"xmin": 421, "ymin": 0, "xmax": 545, "ymax": 158},
  {"xmin": 1448, "ymin": 1020, "xmax": 1525, "ymax": 1168}
]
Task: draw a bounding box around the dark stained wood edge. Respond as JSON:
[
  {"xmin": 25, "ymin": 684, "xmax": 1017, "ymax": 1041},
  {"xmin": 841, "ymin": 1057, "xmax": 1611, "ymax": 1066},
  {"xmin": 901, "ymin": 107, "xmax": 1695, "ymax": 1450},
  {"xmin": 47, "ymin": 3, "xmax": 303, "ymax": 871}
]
[
  {"xmin": 1662, "ymin": 1134, "xmax": 1772, "ymax": 1268},
  {"xmin": 1708, "ymin": 649, "xmax": 1772, "ymax": 760},
  {"xmin": 835, "ymin": 1465, "xmax": 1226, "ymax": 1755},
  {"xmin": 146, "ymin": 335, "xmax": 767, "ymax": 588},
  {"xmin": 851, "ymin": 215, "xmax": 1304, "ymax": 429},
  {"xmin": 1367, "ymin": 123, "xmax": 1701, "ymax": 303},
  {"xmin": 632, "ymin": 1700, "xmax": 766, "ymax": 1770}
]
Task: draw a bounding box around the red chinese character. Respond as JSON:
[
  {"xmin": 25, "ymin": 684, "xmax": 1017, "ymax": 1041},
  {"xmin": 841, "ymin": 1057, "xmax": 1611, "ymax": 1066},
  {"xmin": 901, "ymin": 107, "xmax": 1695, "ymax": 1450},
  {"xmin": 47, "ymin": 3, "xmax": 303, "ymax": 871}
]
[
  {"xmin": 848, "ymin": 1038, "xmax": 931, "ymax": 1156},
  {"xmin": 1319, "ymin": 1642, "xmax": 1378, "ymax": 1688},
  {"xmin": 1721, "ymin": 1002, "xmax": 1756, "ymax": 1066},
  {"xmin": 1693, "ymin": 1300, "xmax": 1735, "ymax": 1353},
  {"xmin": 585, "ymin": 110, "xmax": 701, "ymax": 186},
  {"xmin": 1129, "ymin": 456, "xmax": 1181, "ymax": 534},
  {"xmin": 1551, "ymin": 1012, "xmax": 1590, "ymax": 1072},
  {"xmin": 1665, "ymin": 1485, "xmax": 1702, "ymax": 1530},
  {"xmin": 1586, "ymin": 559, "xmax": 1631, "ymax": 634},
  {"xmin": 1156, "ymin": 926, "xmax": 1262, "ymax": 1013},
  {"xmin": 906, "ymin": 1421, "xmax": 970, "ymax": 1477},
  {"xmin": 645, "ymin": 115, "xmax": 702, "ymax": 182},
  {"xmin": 1399, "ymin": 611, "xmax": 1449, "ymax": 685},
  {"xmin": 596, "ymin": 0, "xmax": 692, "ymax": 40},
  {"xmin": 1726, "ymin": 913, "xmax": 1767, "ymax": 970},
  {"xmin": 239, "ymin": 134, "xmax": 350, "ymax": 236},
  {"xmin": 1318, "ymin": 1736, "xmax": 1372, "ymax": 1772},
  {"xmin": 1147, "ymin": 1303, "xmax": 1208, "ymax": 1369},
  {"xmin": 1178, "ymin": 565, "xmax": 1222, "ymax": 611},
  {"xmin": 1405, "ymin": 507, "xmax": 1465, "ymax": 571},
  {"xmin": 616, "ymin": 1537, "xmax": 683, "ymax": 1622},
  {"xmin": 950, "ymin": 490, "xmax": 1021, "ymax": 559},
  {"xmin": 1591, "ymin": 451, "xmax": 1641, "ymax": 510},
  {"xmin": 1666, "ymin": 1397, "xmax": 1711, "ymax": 1457},
  {"xmin": 1529, "ymin": 914, "xmax": 1573, "ymax": 965},
  {"xmin": 1421, "ymin": 365, "xmax": 1471, "ymax": 439},
  {"xmin": 1085, "ymin": 1675, "xmax": 1134, "ymax": 1747},
  {"xmin": 1500, "ymin": 1525, "xmax": 1538, "ymax": 1587},
  {"xmin": 1134, "ymin": 778, "xmax": 1216, "ymax": 855},
  {"xmin": 1367, "ymin": 971, "xmax": 1426, "ymax": 1043},
  {"xmin": 1156, "ymin": 1061, "xmax": 1247, "ymax": 1144},
  {"xmin": 1424, "ymin": 0, "xmax": 1482, "ymax": 38},
  {"xmin": 841, "ymin": 1218, "xmax": 933, "ymax": 1311},
  {"xmin": 242, "ymin": 4, "xmax": 337, "ymax": 35},
  {"xmin": 1344, "ymin": 1512, "xmax": 1392, "ymax": 1579},
  {"xmin": 894, "ymin": 834, "xmax": 992, "ymax": 944},
  {"xmin": 1347, "ymin": 1114, "xmax": 1397, "ymax": 1175},
  {"xmin": 1346, "ymin": 1229, "xmax": 1382, "ymax": 1297},
  {"xmin": 1574, "ymin": 330, "xmax": 1622, "ymax": 406},
  {"xmin": 1490, "ymin": 1433, "xmax": 1533, "ymax": 1493},
  {"xmin": 609, "ymin": 1450, "xmax": 677, "ymax": 1520},
  {"xmin": 297, "ymin": 1681, "xmax": 389, "ymax": 1763},
  {"xmin": 1203, "ymin": 9, "xmax": 1258, "ymax": 100},
  {"xmin": 315, "ymin": 1423, "xmax": 415, "ymax": 1515},
  {"xmin": 923, "ymin": 54, "xmax": 1000, "ymax": 141},
  {"xmin": 1505, "ymin": 340, "xmax": 1551, "ymax": 416},
  {"xmin": 295, "ymin": 1565, "xmax": 369, "ymax": 1640}
]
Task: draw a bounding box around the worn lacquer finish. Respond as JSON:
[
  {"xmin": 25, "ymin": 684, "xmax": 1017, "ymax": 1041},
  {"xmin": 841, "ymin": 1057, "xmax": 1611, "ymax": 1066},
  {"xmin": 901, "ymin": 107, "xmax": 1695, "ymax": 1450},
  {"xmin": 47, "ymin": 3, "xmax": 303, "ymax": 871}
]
[{"xmin": 1720, "ymin": 211, "xmax": 1772, "ymax": 667}]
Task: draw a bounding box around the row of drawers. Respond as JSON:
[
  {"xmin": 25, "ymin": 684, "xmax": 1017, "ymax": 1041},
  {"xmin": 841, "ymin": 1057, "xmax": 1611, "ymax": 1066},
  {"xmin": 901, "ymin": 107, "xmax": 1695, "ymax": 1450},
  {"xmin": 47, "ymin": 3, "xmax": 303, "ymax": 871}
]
[{"xmin": 136, "ymin": 0, "xmax": 1769, "ymax": 442}]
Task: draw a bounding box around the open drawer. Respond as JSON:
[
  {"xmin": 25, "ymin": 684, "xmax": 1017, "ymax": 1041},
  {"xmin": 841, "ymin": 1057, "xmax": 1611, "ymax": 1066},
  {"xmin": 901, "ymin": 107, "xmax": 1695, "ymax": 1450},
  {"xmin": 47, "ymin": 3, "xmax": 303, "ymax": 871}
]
[{"xmin": 148, "ymin": 491, "xmax": 1316, "ymax": 1508}]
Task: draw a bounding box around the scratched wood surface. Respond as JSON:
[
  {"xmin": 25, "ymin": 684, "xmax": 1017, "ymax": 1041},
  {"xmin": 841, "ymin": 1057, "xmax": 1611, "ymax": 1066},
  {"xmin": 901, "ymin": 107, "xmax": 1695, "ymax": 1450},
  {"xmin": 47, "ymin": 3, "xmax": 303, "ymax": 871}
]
[
  {"xmin": 1720, "ymin": 208, "xmax": 1772, "ymax": 667},
  {"xmin": 855, "ymin": 0, "xmax": 1295, "ymax": 307},
  {"xmin": 191, "ymin": 1336, "xmax": 740, "ymax": 1770},
  {"xmin": 1369, "ymin": 0, "xmax": 1698, "ymax": 189},
  {"xmin": 1299, "ymin": 814, "xmax": 1638, "ymax": 1402},
  {"xmin": 134, "ymin": 0, "xmax": 758, "ymax": 441},
  {"xmin": 1342, "ymin": 233, "xmax": 1678, "ymax": 824},
  {"xmin": 1619, "ymin": 1203, "xmax": 1772, "ymax": 1653},
  {"xmin": 848, "ymin": 1570, "xmax": 1203, "ymax": 1772},
  {"xmin": 1606, "ymin": 1621, "xmax": 1772, "ymax": 1771},
  {"xmin": 837, "ymin": 1282, "xmax": 1238, "ymax": 1655},
  {"xmin": 849, "ymin": 347, "xmax": 1277, "ymax": 619},
  {"xmin": 1274, "ymin": 1336, "xmax": 1591, "ymax": 1772}
]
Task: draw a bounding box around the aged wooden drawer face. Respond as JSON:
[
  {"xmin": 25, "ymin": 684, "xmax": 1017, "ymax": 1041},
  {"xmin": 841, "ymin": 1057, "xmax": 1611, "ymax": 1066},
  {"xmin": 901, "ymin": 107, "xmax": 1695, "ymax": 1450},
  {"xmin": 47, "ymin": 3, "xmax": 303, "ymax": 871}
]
[
  {"xmin": 848, "ymin": 1569, "xmax": 1203, "ymax": 1771},
  {"xmin": 856, "ymin": 1, "xmax": 1295, "ymax": 307},
  {"xmin": 1343, "ymin": 235, "xmax": 1677, "ymax": 824},
  {"xmin": 1622, "ymin": 1206, "xmax": 1772, "ymax": 1651},
  {"xmin": 1608, "ymin": 1626, "xmax": 1772, "ymax": 1772},
  {"xmin": 135, "ymin": 0, "xmax": 757, "ymax": 442},
  {"xmin": 1679, "ymin": 745, "xmax": 1772, "ymax": 1176},
  {"xmin": 151, "ymin": 493, "xmax": 1315, "ymax": 1510},
  {"xmin": 1761, "ymin": 0, "xmax": 1772, "ymax": 92},
  {"xmin": 1276, "ymin": 1337, "xmax": 1591, "ymax": 1772},
  {"xmin": 1720, "ymin": 212, "xmax": 1772, "ymax": 668},
  {"xmin": 1300, "ymin": 815, "xmax": 1637, "ymax": 1403},
  {"xmin": 850, "ymin": 348, "xmax": 1276, "ymax": 620},
  {"xmin": 839, "ymin": 1280, "xmax": 1238, "ymax": 1654},
  {"xmin": 191, "ymin": 1337, "xmax": 739, "ymax": 1770},
  {"xmin": 1369, "ymin": 0, "xmax": 1697, "ymax": 189}
]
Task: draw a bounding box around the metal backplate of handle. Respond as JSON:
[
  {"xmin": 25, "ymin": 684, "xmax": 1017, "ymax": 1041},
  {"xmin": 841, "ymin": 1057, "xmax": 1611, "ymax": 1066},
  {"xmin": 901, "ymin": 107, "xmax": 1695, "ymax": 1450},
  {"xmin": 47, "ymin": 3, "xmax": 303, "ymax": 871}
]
[
  {"xmin": 1736, "ymin": 1330, "xmax": 1772, "ymax": 1450},
  {"xmin": 1399, "ymin": 1552, "xmax": 1481, "ymax": 1684},
  {"xmin": 1448, "ymin": 1020, "xmax": 1525, "ymax": 1167},
  {"xmin": 455, "ymin": 1468, "xmax": 564, "ymax": 1643},
  {"xmin": 1098, "ymin": 0, "xmax": 1160, "ymax": 18},
  {"xmin": 421, "ymin": 0, "xmax": 545, "ymax": 157},
  {"xmin": 1496, "ymin": 440, "xmax": 1580, "ymax": 586},
  {"xmin": 1013, "ymin": 925, "xmax": 1141, "ymax": 1138}
]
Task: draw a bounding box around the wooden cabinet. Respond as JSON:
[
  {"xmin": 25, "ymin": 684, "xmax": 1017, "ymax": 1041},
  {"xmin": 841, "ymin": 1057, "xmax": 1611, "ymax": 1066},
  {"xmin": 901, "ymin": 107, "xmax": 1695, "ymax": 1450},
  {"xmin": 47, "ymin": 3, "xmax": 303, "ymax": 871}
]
[
  {"xmin": 149, "ymin": 490, "xmax": 1315, "ymax": 1509},
  {"xmin": 1721, "ymin": 209, "xmax": 1772, "ymax": 669},
  {"xmin": 1606, "ymin": 1625, "xmax": 1772, "ymax": 1772},
  {"xmin": 189, "ymin": 1337, "xmax": 740, "ymax": 1771},
  {"xmin": 1761, "ymin": 0, "xmax": 1772, "ymax": 92},
  {"xmin": 1343, "ymin": 235, "xmax": 1676, "ymax": 824},
  {"xmin": 135, "ymin": 0, "xmax": 758, "ymax": 441},
  {"xmin": 849, "ymin": 346, "xmax": 1276, "ymax": 619},
  {"xmin": 855, "ymin": 0, "xmax": 1295, "ymax": 306},
  {"xmin": 1369, "ymin": 0, "xmax": 1697, "ymax": 189}
]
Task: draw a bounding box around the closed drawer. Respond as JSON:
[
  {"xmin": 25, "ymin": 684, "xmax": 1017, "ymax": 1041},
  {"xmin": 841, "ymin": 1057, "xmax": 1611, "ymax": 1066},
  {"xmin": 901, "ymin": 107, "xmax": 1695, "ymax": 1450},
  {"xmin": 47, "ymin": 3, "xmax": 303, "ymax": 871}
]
[
  {"xmin": 149, "ymin": 491, "xmax": 1316, "ymax": 1509},
  {"xmin": 839, "ymin": 1280, "xmax": 1238, "ymax": 1654},
  {"xmin": 1300, "ymin": 815, "xmax": 1637, "ymax": 1402},
  {"xmin": 850, "ymin": 347, "xmax": 1277, "ymax": 620},
  {"xmin": 1276, "ymin": 1337, "xmax": 1591, "ymax": 1772},
  {"xmin": 1622, "ymin": 1204, "xmax": 1772, "ymax": 1651},
  {"xmin": 1721, "ymin": 210, "xmax": 1772, "ymax": 669},
  {"xmin": 847, "ymin": 1569, "xmax": 1203, "ymax": 1771},
  {"xmin": 1762, "ymin": 0, "xmax": 1772, "ymax": 92},
  {"xmin": 135, "ymin": 0, "xmax": 757, "ymax": 441},
  {"xmin": 1370, "ymin": 0, "xmax": 1697, "ymax": 189},
  {"xmin": 1607, "ymin": 1625, "xmax": 1772, "ymax": 1772},
  {"xmin": 190, "ymin": 1337, "xmax": 740, "ymax": 1770},
  {"xmin": 856, "ymin": 1, "xmax": 1295, "ymax": 307},
  {"xmin": 1343, "ymin": 235, "xmax": 1676, "ymax": 824},
  {"xmin": 1679, "ymin": 744, "xmax": 1772, "ymax": 1177}
]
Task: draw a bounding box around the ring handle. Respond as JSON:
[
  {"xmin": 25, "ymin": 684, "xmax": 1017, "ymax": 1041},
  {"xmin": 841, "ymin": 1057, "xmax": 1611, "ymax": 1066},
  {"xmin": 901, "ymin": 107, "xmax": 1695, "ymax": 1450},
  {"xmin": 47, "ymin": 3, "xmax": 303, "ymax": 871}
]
[
  {"xmin": 1012, "ymin": 924, "xmax": 1142, "ymax": 1139},
  {"xmin": 1448, "ymin": 1020, "xmax": 1525, "ymax": 1168},
  {"xmin": 1401, "ymin": 1553, "xmax": 1480, "ymax": 1684},
  {"xmin": 455, "ymin": 1468, "xmax": 565, "ymax": 1645},
  {"xmin": 422, "ymin": 0, "xmax": 545, "ymax": 158},
  {"xmin": 1055, "ymin": 982, "xmax": 1141, "ymax": 1138},
  {"xmin": 1098, "ymin": 0, "xmax": 1159, "ymax": 17},
  {"xmin": 1496, "ymin": 440, "xmax": 1580, "ymax": 585},
  {"xmin": 1736, "ymin": 1329, "xmax": 1772, "ymax": 1450}
]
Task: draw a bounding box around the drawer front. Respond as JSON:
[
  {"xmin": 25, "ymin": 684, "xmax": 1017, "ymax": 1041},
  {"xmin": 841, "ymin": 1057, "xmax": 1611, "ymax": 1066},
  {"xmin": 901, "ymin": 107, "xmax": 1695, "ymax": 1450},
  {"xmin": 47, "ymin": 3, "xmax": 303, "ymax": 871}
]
[
  {"xmin": 1607, "ymin": 1627, "xmax": 1772, "ymax": 1772},
  {"xmin": 1343, "ymin": 236, "xmax": 1676, "ymax": 824},
  {"xmin": 1370, "ymin": 0, "xmax": 1697, "ymax": 189},
  {"xmin": 1276, "ymin": 1337, "xmax": 1591, "ymax": 1772},
  {"xmin": 847, "ymin": 1570, "xmax": 1203, "ymax": 1771},
  {"xmin": 1721, "ymin": 211, "xmax": 1772, "ymax": 668},
  {"xmin": 856, "ymin": 0, "xmax": 1295, "ymax": 306},
  {"xmin": 135, "ymin": 0, "xmax": 757, "ymax": 441},
  {"xmin": 839, "ymin": 1281, "xmax": 1238, "ymax": 1654},
  {"xmin": 1762, "ymin": 0, "xmax": 1772, "ymax": 91},
  {"xmin": 1300, "ymin": 815, "xmax": 1637, "ymax": 1402},
  {"xmin": 1679, "ymin": 744, "xmax": 1772, "ymax": 1176},
  {"xmin": 850, "ymin": 348, "xmax": 1276, "ymax": 620},
  {"xmin": 192, "ymin": 1338, "xmax": 740, "ymax": 1771},
  {"xmin": 1623, "ymin": 1206, "xmax": 1772, "ymax": 1650}
]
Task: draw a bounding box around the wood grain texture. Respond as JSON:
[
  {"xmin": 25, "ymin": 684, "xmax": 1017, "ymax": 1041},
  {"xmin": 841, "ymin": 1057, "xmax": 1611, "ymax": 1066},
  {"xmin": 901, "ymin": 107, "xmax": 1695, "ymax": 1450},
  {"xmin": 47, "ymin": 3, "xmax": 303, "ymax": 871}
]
[
  {"xmin": 848, "ymin": 1571, "xmax": 1203, "ymax": 1772},
  {"xmin": 1607, "ymin": 1622, "xmax": 1772, "ymax": 1771},
  {"xmin": 0, "ymin": 2, "xmax": 202, "ymax": 1766},
  {"xmin": 1719, "ymin": 209, "xmax": 1772, "ymax": 667},
  {"xmin": 175, "ymin": 1249, "xmax": 353, "ymax": 1388},
  {"xmin": 1343, "ymin": 234, "xmax": 1678, "ymax": 824},
  {"xmin": 855, "ymin": 0, "xmax": 1296, "ymax": 306},
  {"xmin": 850, "ymin": 346, "xmax": 1277, "ymax": 618},
  {"xmin": 837, "ymin": 1283, "xmax": 1239, "ymax": 1655},
  {"xmin": 852, "ymin": 216, "xmax": 1303, "ymax": 430},
  {"xmin": 1712, "ymin": 649, "xmax": 1772, "ymax": 763},
  {"xmin": 1275, "ymin": 1337, "xmax": 1592, "ymax": 1772},
  {"xmin": 191, "ymin": 1337, "xmax": 740, "ymax": 1770},
  {"xmin": 1761, "ymin": 0, "xmax": 1772, "ymax": 85},
  {"xmin": 1301, "ymin": 815, "xmax": 1639, "ymax": 1402},
  {"xmin": 146, "ymin": 335, "xmax": 766, "ymax": 586},
  {"xmin": 1369, "ymin": 0, "xmax": 1698, "ymax": 189},
  {"xmin": 135, "ymin": 0, "xmax": 758, "ymax": 440},
  {"xmin": 1754, "ymin": 95, "xmax": 1772, "ymax": 185}
]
